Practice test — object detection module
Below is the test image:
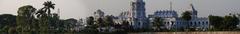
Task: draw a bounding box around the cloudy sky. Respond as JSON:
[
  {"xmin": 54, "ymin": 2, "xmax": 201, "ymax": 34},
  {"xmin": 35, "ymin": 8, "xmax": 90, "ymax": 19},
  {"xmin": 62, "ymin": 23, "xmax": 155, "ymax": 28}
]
[{"xmin": 0, "ymin": 0, "xmax": 240, "ymax": 19}]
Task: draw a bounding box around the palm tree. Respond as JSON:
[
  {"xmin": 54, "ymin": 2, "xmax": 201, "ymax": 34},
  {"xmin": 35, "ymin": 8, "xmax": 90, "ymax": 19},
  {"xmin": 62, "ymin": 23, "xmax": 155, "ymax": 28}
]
[
  {"xmin": 36, "ymin": 1, "xmax": 55, "ymax": 17},
  {"xmin": 36, "ymin": 1, "xmax": 55, "ymax": 18},
  {"xmin": 43, "ymin": 1, "xmax": 55, "ymax": 15},
  {"xmin": 35, "ymin": 1, "xmax": 55, "ymax": 32}
]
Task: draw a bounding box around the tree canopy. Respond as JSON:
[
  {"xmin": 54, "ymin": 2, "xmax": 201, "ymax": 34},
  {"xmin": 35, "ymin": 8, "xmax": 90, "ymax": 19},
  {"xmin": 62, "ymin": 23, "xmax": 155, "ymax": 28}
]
[{"xmin": 181, "ymin": 11, "xmax": 192, "ymax": 21}]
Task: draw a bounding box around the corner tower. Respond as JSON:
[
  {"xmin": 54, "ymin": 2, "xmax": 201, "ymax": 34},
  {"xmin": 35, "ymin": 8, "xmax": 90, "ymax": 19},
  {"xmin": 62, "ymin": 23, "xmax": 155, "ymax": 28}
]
[{"xmin": 130, "ymin": 0, "xmax": 148, "ymax": 29}]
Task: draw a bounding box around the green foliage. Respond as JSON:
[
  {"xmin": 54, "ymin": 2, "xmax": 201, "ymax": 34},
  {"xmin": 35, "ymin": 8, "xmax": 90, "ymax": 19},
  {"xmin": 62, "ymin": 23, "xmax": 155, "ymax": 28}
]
[
  {"xmin": 152, "ymin": 17, "xmax": 163, "ymax": 31},
  {"xmin": 64, "ymin": 18, "xmax": 78, "ymax": 32},
  {"xmin": 122, "ymin": 20, "xmax": 131, "ymax": 31},
  {"xmin": 16, "ymin": 5, "xmax": 37, "ymax": 33},
  {"xmin": 103, "ymin": 15, "xmax": 114, "ymax": 27},
  {"xmin": 181, "ymin": 11, "xmax": 192, "ymax": 31},
  {"xmin": 208, "ymin": 15, "xmax": 224, "ymax": 31},
  {"xmin": 43, "ymin": 1, "xmax": 55, "ymax": 15},
  {"xmin": 86, "ymin": 16, "xmax": 94, "ymax": 26},
  {"xmin": 208, "ymin": 14, "xmax": 239, "ymax": 31},
  {"xmin": 48, "ymin": 13, "xmax": 60, "ymax": 31},
  {"xmin": 0, "ymin": 14, "xmax": 17, "ymax": 33},
  {"xmin": 97, "ymin": 18, "xmax": 104, "ymax": 27},
  {"xmin": 223, "ymin": 15, "xmax": 239, "ymax": 30},
  {"xmin": 153, "ymin": 17, "xmax": 163, "ymax": 27},
  {"xmin": 85, "ymin": 16, "xmax": 99, "ymax": 32},
  {"xmin": 181, "ymin": 11, "xmax": 192, "ymax": 21},
  {"xmin": 15, "ymin": 1, "xmax": 58, "ymax": 33},
  {"xmin": 35, "ymin": 1, "xmax": 56, "ymax": 33}
]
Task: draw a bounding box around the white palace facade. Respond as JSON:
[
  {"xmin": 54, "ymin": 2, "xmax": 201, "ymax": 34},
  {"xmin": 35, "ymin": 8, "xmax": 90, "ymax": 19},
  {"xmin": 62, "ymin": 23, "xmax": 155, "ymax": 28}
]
[
  {"xmin": 148, "ymin": 3, "xmax": 209, "ymax": 31},
  {"xmin": 115, "ymin": 0, "xmax": 209, "ymax": 31}
]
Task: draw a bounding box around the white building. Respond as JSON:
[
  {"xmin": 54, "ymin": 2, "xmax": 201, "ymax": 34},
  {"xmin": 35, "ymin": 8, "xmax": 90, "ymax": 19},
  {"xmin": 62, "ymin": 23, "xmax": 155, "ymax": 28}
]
[
  {"xmin": 149, "ymin": 3, "xmax": 209, "ymax": 31},
  {"xmin": 149, "ymin": 10, "xmax": 178, "ymax": 30},
  {"xmin": 129, "ymin": 0, "xmax": 149, "ymax": 29}
]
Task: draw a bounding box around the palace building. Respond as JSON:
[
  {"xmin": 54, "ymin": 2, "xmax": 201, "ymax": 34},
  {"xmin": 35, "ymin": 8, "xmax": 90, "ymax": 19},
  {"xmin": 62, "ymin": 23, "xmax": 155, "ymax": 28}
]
[
  {"xmin": 148, "ymin": 3, "xmax": 209, "ymax": 31},
  {"xmin": 116, "ymin": 0, "xmax": 209, "ymax": 31},
  {"xmin": 129, "ymin": 0, "xmax": 149, "ymax": 29}
]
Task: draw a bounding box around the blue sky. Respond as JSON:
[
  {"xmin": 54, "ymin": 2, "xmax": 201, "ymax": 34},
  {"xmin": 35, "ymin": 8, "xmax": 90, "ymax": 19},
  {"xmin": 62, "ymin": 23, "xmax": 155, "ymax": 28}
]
[{"xmin": 0, "ymin": 0, "xmax": 240, "ymax": 19}]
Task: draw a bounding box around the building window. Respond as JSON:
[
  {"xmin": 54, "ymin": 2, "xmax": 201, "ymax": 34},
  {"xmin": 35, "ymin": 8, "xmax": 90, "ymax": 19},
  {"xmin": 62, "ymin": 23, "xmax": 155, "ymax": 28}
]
[
  {"xmin": 171, "ymin": 21, "xmax": 174, "ymax": 25},
  {"xmin": 202, "ymin": 22, "xmax": 204, "ymax": 26},
  {"xmin": 199, "ymin": 22, "xmax": 201, "ymax": 26},
  {"xmin": 190, "ymin": 22, "xmax": 192, "ymax": 26},
  {"xmin": 206, "ymin": 22, "xmax": 208, "ymax": 25}
]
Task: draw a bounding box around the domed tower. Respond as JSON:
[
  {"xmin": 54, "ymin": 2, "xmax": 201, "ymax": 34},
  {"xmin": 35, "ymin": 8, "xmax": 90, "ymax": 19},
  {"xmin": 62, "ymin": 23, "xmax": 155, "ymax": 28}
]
[
  {"xmin": 130, "ymin": 0, "xmax": 148, "ymax": 29},
  {"xmin": 131, "ymin": 0, "xmax": 146, "ymax": 18}
]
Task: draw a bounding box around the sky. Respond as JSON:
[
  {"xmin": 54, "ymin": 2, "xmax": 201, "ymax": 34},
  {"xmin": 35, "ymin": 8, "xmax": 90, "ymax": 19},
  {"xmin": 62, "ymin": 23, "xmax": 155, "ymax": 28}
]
[{"xmin": 0, "ymin": 0, "xmax": 240, "ymax": 19}]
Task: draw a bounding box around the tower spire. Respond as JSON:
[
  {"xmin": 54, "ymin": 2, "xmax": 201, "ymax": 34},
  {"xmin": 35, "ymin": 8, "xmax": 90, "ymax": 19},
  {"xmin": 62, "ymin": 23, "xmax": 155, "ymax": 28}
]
[
  {"xmin": 170, "ymin": 1, "xmax": 173, "ymax": 11},
  {"xmin": 187, "ymin": 0, "xmax": 198, "ymax": 18},
  {"xmin": 57, "ymin": 8, "xmax": 60, "ymax": 15}
]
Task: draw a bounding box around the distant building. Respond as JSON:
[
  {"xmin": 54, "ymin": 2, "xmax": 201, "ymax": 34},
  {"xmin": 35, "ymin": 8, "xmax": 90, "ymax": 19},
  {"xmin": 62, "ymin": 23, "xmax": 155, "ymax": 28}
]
[
  {"xmin": 176, "ymin": 4, "xmax": 209, "ymax": 31},
  {"xmin": 118, "ymin": 11, "xmax": 131, "ymax": 24},
  {"xmin": 91, "ymin": 0, "xmax": 210, "ymax": 31},
  {"xmin": 149, "ymin": 10, "xmax": 178, "ymax": 30},
  {"xmin": 148, "ymin": 2, "xmax": 178, "ymax": 30},
  {"xmin": 149, "ymin": 3, "xmax": 209, "ymax": 31},
  {"xmin": 129, "ymin": 0, "xmax": 149, "ymax": 29},
  {"xmin": 117, "ymin": 0, "xmax": 149, "ymax": 30}
]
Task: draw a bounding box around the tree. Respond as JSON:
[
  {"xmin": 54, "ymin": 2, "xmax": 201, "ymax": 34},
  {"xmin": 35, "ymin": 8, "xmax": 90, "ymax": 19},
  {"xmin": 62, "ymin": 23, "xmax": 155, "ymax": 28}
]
[
  {"xmin": 64, "ymin": 18, "xmax": 78, "ymax": 32},
  {"xmin": 96, "ymin": 15, "xmax": 115, "ymax": 32},
  {"xmin": 0, "ymin": 14, "xmax": 17, "ymax": 33},
  {"xmin": 208, "ymin": 15, "xmax": 224, "ymax": 31},
  {"xmin": 86, "ymin": 16, "xmax": 94, "ymax": 26},
  {"xmin": 152, "ymin": 17, "xmax": 163, "ymax": 31},
  {"xmin": 35, "ymin": 1, "xmax": 55, "ymax": 18},
  {"xmin": 103, "ymin": 15, "xmax": 114, "ymax": 27},
  {"xmin": 223, "ymin": 15, "xmax": 239, "ymax": 30},
  {"xmin": 208, "ymin": 15, "xmax": 239, "ymax": 31},
  {"xmin": 121, "ymin": 20, "xmax": 131, "ymax": 31},
  {"xmin": 97, "ymin": 18, "xmax": 104, "ymax": 27},
  {"xmin": 84, "ymin": 16, "xmax": 98, "ymax": 32},
  {"xmin": 85, "ymin": 16, "xmax": 98, "ymax": 29},
  {"xmin": 48, "ymin": 13, "xmax": 60, "ymax": 31},
  {"xmin": 16, "ymin": 5, "xmax": 37, "ymax": 33},
  {"xmin": 181, "ymin": 11, "xmax": 192, "ymax": 21},
  {"xmin": 57, "ymin": 20, "xmax": 66, "ymax": 32},
  {"xmin": 43, "ymin": 1, "xmax": 55, "ymax": 15},
  {"xmin": 181, "ymin": 11, "xmax": 192, "ymax": 31},
  {"xmin": 35, "ymin": 1, "xmax": 55, "ymax": 33},
  {"xmin": 231, "ymin": 15, "xmax": 239, "ymax": 30}
]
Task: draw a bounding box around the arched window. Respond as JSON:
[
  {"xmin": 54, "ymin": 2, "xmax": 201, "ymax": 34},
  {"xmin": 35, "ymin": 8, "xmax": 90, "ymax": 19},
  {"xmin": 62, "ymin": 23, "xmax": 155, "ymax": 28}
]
[
  {"xmin": 171, "ymin": 21, "xmax": 174, "ymax": 25},
  {"xmin": 203, "ymin": 21, "xmax": 205, "ymax": 25},
  {"xmin": 190, "ymin": 22, "xmax": 192, "ymax": 26},
  {"xmin": 193, "ymin": 22, "xmax": 195, "ymax": 26},
  {"xmin": 167, "ymin": 22, "xmax": 170, "ymax": 24},
  {"xmin": 206, "ymin": 22, "xmax": 208, "ymax": 25}
]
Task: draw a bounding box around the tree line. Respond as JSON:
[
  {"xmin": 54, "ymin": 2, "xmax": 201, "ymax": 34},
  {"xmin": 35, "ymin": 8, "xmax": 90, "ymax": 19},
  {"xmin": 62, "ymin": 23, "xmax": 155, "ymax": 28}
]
[{"xmin": 0, "ymin": 1, "xmax": 81, "ymax": 34}]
